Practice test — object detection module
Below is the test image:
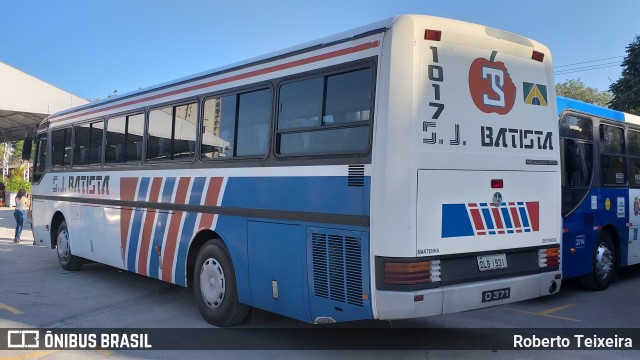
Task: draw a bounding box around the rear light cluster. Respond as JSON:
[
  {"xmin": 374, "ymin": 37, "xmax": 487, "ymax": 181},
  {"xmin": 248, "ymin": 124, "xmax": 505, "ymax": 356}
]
[
  {"xmin": 384, "ymin": 260, "xmax": 441, "ymax": 285},
  {"xmin": 538, "ymin": 247, "xmax": 560, "ymax": 268}
]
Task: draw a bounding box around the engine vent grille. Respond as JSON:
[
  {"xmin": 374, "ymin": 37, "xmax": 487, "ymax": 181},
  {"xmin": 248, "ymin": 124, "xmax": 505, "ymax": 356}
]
[
  {"xmin": 311, "ymin": 232, "xmax": 363, "ymax": 307},
  {"xmin": 348, "ymin": 165, "xmax": 365, "ymax": 187},
  {"xmin": 583, "ymin": 213, "xmax": 595, "ymax": 229}
]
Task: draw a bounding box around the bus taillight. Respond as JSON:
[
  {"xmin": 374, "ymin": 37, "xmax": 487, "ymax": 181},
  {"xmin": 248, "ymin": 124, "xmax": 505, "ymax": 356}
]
[
  {"xmin": 538, "ymin": 247, "xmax": 560, "ymax": 268},
  {"xmin": 532, "ymin": 50, "xmax": 544, "ymax": 62},
  {"xmin": 424, "ymin": 29, "xmax": 442, "ymax": 41},
  {"xmin": 384, "ymin": 260, "xmax": 441, "ymax": 285}
]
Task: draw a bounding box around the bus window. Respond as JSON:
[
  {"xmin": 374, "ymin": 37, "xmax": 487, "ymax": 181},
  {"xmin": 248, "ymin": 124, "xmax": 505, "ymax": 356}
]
[
  {"xmin": 629, "ymin": 130, "xmax": 640, "ymax": 187},
  {"xmin": 33, "ymin": 134, "xmax": 47, "ymax": 182},
  {"xmin": 148, "ymin": 102, "xmax": 197, "ymax": 161},
  {"xmin": 559, "ymin": 115, "xmax": 593, "ymax": 141},
  {"xmin": 73, "ymin": 120, "xmax": 103, "ymax": 166},
  {"xmin": 599, "ymin": 124, "xmax": 626, "ymax": 186},
  {"xmin": 560, "ymin": 115, "xmax": 594, "ymax": 216},
  {"xmin": 51, "ymin": 128, "xmax": 72, "ymax": 167},
  {"xmin": 277, "ymin": 68, "xmax": 372, "ymax": 155},
  {"xmin": 106, "ymin": 114, "xmax": 143, "ymax": 164},
  {"xmin": 563, "ymin": 139, "xmax": 593, "ymax": 188},
  {"xmin": 202, "ymin": 95, "xmax": 236, "ymax": 159},
  {"xmin": 236, "ymin": 89, "xmax": 271, "ymax": 157}
]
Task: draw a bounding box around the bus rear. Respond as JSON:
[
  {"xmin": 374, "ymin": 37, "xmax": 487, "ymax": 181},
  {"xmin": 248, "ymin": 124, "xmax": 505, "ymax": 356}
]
[{"xmin": 371, "ymin": 15, "xmax": 561, "ymax": 319}]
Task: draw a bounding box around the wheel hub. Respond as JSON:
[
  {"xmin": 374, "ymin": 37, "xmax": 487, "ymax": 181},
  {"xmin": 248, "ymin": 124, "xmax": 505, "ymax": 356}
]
[
  {"xmin": 595, "ymin": 243, "xmax": 613, "ymax": 280},
  {"xmin": 200, "ymin": 258, "xmax": 226, "ymax": 309},
  {"xmin": 57, "ymin": 230, "xmax": 70, "ymax": 262}
]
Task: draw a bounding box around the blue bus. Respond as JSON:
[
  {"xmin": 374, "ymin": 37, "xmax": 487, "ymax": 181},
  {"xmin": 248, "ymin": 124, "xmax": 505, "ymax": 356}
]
[{"xmin": 558, "ymin": 96, "xmax": 640, "ymax": 290}]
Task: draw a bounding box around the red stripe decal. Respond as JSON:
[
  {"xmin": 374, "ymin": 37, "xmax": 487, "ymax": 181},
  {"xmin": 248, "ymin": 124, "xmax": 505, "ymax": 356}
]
[
  {"xmin": 52, "ymin": 41, "xmax": 380, "ymax": 124},
  {"xmin": 469, "ymin": 208, "xmax": 485, "ymax": 232},
  {"xmin": 491, "ymin": 207, "xmax": 504, "ymax": 231},
  {"xmin": 138, "ymin": 177, "xmax": 163, "ymax": 276},
  {"xmin": 526, "ymin": 202, "xmax": 540, "ymax": 231},
  {"xmin": 510, "ymin": 206, "xmax": 522, "ymax": 229},
  {"xmin": 162, "ymin": 177, "xmax": 191, "ymax": 283},
  {"xmin": 198, "ymin": 177, "xmax": 224, "ymax": 231},
  {"xmin": 120, "ymin": 178, "xmax": 139, "ymax": 264}
]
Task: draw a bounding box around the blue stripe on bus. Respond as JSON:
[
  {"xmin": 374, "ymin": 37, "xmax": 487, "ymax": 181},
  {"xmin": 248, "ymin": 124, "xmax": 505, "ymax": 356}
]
[
  {"xmin": 150, "ymin": 177, "xmax": 176, "ymax": 279},
  {"xmin": 481, "ymin": 207, "xmax": 494, "ymax": 230},
  {"xmin": 174, "ymin": 177, "xmax": 206, "ymax": 285},
  {"xmin": 127, "ymin": 177, "xmax": 150, "ymax": 271},
  {"xmin": 518, "ymin": 205, "xmax": 530, "ymax": 229},
  {"xmin": 441, "ymin": 204, "xmax": 474, "ymax": 238},
  {"xmin": 501, "ymin": 207, "xmax": 513, "ymax": 229},
  {"xmin": 221, "ymin": 176, "xmax": 370, "ymax": 216}
]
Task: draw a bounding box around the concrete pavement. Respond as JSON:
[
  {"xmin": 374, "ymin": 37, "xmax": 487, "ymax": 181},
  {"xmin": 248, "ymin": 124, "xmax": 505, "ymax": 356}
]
[{"xmin": 0, "ymin": 207, "xmax": 34, "ymax": 245}]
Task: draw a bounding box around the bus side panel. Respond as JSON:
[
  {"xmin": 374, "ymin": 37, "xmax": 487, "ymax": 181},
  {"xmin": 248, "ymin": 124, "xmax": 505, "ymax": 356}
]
[
  {"xmin": 563, "ymin": 188, "xmax": 629, "ymax": 278},
  {"xmin": 31, "ymin": 198, "xmax": 49, "ymax": 246},
  {"xmin": 71, "ymin": 203, "xmax": 124, "ymax": 269},
  {"xmin": 247, "ymin": 221, "xmax": 310, "ymax": 322},
  {"xmin": 221, "ymin": 176, "xmax": 370, "ymax": 216},
  {"xmin": 628, "ymin": 189, "xmax": 640, "ymax": 265},
  {"xmin": 561, "ymin": 190, "xmax": 596, "ymax": 279},
  {"xmin": 213, "ymin": 215, "xmax": 251, "ymax": 305},
  {"xmin": 215, "ymin": 175, "xmax": 373, "ymax": 322}
]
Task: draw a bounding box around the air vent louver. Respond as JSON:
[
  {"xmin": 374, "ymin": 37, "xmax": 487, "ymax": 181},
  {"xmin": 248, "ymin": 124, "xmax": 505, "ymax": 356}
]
[
  {"xmin": 311, "ymin": 231, "xmax": 364, "ymax": 307},
  {"xmin": 348, "ymin": 165, "xmax": 365, "ymax": 187}
]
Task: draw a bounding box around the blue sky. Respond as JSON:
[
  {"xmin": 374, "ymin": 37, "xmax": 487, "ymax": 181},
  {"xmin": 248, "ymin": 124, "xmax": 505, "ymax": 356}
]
[{"xmin": 1, "ymin": 0, "xmax": 637, "ymax": 100}]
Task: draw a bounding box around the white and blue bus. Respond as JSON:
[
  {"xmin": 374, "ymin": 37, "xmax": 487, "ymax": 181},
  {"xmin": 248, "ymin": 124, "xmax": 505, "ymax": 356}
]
[
  {"xmin": 559, "ymin": 96, "xmax": 640, "ymax": 290},
  {"xmin": 27, "ymin": 15, "xmax": 561, "ymax": 326}
]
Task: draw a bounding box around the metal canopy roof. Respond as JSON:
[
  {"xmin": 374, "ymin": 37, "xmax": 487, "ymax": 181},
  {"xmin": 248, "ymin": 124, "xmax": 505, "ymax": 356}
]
[
  {"xmin": 0, "ymin": 61, "xmax": 87, "ymax": 142},
  {"xmin": 0, "ymin": 109, "xmax": 49, "ymax": 141}
]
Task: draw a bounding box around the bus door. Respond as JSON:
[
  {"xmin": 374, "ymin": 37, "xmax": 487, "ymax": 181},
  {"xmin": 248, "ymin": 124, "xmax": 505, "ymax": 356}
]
[{"xmin": 628, "ymin": 190, "xmax": 640, "ymax": 265}]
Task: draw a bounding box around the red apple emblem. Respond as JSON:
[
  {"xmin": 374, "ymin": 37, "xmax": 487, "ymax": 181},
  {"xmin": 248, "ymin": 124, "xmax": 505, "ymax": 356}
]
[{"xmin": 468, "ymin": 51, "xmax": 516, "ymax": 115}]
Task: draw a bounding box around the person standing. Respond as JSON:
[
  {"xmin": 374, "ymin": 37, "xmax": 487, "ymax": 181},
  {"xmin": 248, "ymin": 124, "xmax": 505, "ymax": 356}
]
[{"xmin": 14, "ymin": 189, "xmax": 29, "ymax": 243}]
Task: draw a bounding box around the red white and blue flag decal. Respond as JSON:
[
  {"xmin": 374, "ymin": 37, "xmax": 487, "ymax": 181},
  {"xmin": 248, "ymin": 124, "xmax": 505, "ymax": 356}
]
[{"xmin": 441, "ymin": 202, "xmax": 539, "ymax": 238}]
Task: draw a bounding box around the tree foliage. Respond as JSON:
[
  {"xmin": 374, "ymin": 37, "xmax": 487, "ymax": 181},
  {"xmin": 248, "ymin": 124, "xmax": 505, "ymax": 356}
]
[
  {"xmin": 609, "ymin": 35, "xmax": 640, "ymax": 115},
  {"xmin": 4, "ymin": 163, "xmax": 31, "ymax": 193},
  {"xmin": 556, "ymin": 79, "xmax": 612, "ymax": 107}
]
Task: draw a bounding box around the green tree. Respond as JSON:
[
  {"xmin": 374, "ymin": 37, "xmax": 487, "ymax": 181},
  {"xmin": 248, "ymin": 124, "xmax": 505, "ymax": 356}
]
[
  {"xmin": 609, "ymin": 35, "xmax": 640, "ymax": 115},
  {"xmin": 4, "ymin": 163, "xmax": 31, "ymax": 193},
  {"xmin": 556, "ymin": 79, "xmax": 612, "ymax": 107}
]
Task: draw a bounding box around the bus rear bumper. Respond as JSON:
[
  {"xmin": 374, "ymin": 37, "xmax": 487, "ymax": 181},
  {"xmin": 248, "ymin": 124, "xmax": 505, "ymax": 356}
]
[{"xmin": 375, "ymin": 271, "xmax": 561, "ymax": 320}]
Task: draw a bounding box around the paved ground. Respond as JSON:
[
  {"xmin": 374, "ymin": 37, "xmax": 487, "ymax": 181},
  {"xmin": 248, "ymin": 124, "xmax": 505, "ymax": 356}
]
[{"xmin": 0, "ymin": 207, "xmax": 33, "ymax": 244}]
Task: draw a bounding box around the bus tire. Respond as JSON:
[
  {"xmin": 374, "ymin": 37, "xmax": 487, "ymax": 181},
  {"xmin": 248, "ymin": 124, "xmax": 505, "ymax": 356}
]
[
  {"xmin": 194, "ymin": 239, "xmax": 250, "ymax": 327},
  {"xmin": 56, "ymin": 221, "xmax": 83, "ymax": 271},
  {"xmin": 580, "ymin": 232, "xmax": 616, "ymax": 291}
]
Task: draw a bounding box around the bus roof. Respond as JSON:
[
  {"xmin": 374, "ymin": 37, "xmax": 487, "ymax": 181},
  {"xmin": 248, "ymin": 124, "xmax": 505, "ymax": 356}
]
[
  {"xmin": 556, "ymin": 96, "xmax": 625, "ymax": 122},
  {"xmin": 46, "ymin": 16, "xmax": 396, "ymax": 122},
  {"xmin": 45, "ymin": 14, "xmax": 550, "ymax": 127}
]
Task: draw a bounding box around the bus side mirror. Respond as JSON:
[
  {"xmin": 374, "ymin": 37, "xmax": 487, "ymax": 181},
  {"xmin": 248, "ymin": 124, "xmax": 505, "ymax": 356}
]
[{"xmin": 22, "ymin": 137, "xmax": 33, "ymax": 161}]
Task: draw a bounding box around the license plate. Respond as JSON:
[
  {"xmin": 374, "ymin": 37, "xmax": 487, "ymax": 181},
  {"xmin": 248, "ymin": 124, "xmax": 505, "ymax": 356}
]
[
  {"xmin": 477, "ymin": 253, "xmax": 507, "ymax": 271},
  {"xmin": 482, "ymin": 287, "xmax": 511, "ymax": 303}
]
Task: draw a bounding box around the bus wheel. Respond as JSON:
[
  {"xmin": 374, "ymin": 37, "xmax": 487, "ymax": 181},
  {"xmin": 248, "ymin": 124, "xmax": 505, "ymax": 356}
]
[
  {"xmin": 581, "ymin": 232, "xmax": 616, "ymax": 291},
  {"xmin": 56, "ymin": 221, "xmax": 83, "ymax": 271},
  {"xmin": 194, "ymin": 239, "xmax": 250, "ymax": 327}
]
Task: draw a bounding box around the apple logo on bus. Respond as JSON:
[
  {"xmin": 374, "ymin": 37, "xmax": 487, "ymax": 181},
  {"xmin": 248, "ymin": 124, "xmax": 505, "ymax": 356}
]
[{"xmin": 468, "ymin": 51, "xmax": 516, "ymax": 115}]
